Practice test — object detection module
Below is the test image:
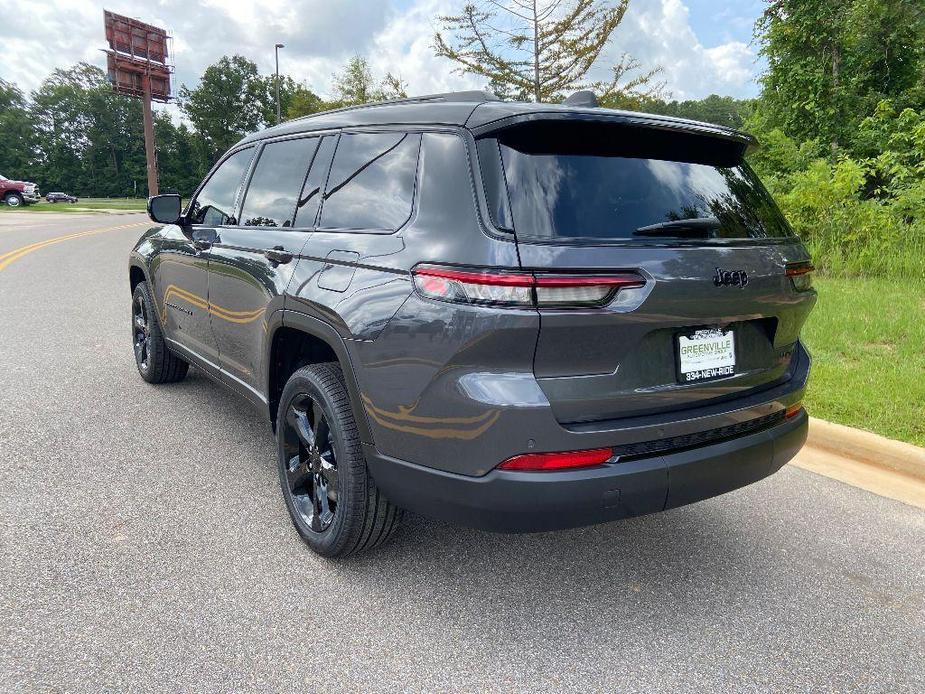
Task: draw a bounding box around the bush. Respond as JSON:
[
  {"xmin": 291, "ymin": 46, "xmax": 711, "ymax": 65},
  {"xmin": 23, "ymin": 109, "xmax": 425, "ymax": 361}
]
[{"xmin": 750, "ymin": 100, "xmax": 925, "ymax": 278}]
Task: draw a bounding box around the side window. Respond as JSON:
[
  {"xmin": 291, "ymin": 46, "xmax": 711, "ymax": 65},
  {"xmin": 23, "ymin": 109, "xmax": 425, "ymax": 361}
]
[
  {"xmin": 293, "ymin": 135, "xmax": 337, "ymax": 229},
  {"xmin": 189, "ymin": 147, "xmax": 254, "ymax": 226},
  {"xmin": 319, "ymin": 132, "xmax": 421, "ymax": 231},
  {"xmin": 239, "ymin": 137, "xmax": 319, "ymax": 227}
]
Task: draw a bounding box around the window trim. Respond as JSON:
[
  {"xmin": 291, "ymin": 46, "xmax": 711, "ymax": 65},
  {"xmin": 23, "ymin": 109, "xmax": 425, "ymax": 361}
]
[
  {"xmin": 236, "ymin": 134, "xmax": 323, "ymax": 231},
  {"xmin": 185, "ymin": 145, "xmax": 256, "ymax": 228},
  {"xmin": 293, "ymin": 133, "xmax": 339, "ymax": 231},
  {"xmin": 315, "ymin": 130, "xmax": 423, "ymax": 235}
]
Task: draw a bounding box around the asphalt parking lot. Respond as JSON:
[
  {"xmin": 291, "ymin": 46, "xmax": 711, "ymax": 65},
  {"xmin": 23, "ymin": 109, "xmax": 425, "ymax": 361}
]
[{"xmin": 1, "ymin": 212, "xmax": 923, "ymax": 692}]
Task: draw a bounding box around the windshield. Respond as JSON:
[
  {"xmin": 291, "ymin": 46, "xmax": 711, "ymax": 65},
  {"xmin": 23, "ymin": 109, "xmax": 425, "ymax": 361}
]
[{"xmin": 478, "ymin": 121, "xmax": 793, "ymax": 243}]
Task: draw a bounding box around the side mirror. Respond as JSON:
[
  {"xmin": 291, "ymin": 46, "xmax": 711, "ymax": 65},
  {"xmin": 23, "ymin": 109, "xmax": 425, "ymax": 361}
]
[{"xmin": 147, "ymin": 193, "xmax": 182, "ymax": 224}]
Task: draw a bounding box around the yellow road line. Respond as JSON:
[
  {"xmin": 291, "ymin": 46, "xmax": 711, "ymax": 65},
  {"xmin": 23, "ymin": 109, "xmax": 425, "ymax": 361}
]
[{"xmin": 0, "ymin": 221, "xmax": 148, "ymax": 272}]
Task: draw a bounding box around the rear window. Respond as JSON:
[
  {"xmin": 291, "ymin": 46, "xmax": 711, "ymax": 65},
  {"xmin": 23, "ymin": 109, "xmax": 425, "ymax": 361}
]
[{"xmin": 478, "ymin": 121, "xmax": 793, "ymax": 243}]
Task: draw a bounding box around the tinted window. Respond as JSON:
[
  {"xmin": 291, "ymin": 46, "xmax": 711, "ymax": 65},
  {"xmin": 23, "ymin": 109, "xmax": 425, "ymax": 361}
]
[
  {"xmin": 189, "ymin": 148, "xmax": 254, "ymax": 226},
  {"xmin": 320, "ymin": 132, "xmax": 421, "ymax": 231},
  {"xmin": 240, "ymin": 137, "xmax": 318, "ymax": 227},
  {"xmin": 294, "ymin": 135, "xmax": 337, "ymax": 228},
  {"xmin": 483, "ymin": 122, "xmax": 793, "ymax": 242}
]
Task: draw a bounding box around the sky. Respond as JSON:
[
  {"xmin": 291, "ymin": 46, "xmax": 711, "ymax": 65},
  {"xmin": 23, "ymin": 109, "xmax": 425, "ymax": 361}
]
[{"xmin": 1, "ymin": 0, "xmax": 766, "ymax": 113}]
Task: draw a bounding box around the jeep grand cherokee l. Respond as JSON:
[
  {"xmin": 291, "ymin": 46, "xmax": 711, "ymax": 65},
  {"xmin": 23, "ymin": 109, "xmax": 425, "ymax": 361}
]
[{"xmin": 130, "ymin": 91, "xmax": 815, "ymax": 557}]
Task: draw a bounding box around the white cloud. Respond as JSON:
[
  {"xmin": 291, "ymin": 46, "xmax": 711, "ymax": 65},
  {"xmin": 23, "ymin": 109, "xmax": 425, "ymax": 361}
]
[
  {"xmin": 1, "ymin": 0, "xmax": 759, "ymax": 110},
  {"xmin": 602, "ymin": 0, "xmax": 759, "ymax": 100}
]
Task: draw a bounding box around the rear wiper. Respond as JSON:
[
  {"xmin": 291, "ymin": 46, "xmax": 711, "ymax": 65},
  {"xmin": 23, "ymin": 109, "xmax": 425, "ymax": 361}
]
[{"xmin": 633, "ymin": 217, "xmax": 721, "ymax": 238}]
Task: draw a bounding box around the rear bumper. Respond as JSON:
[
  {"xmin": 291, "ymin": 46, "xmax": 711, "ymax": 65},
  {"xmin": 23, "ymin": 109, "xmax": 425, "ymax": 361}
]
[{"xmin": 365, "ymin": 409, "xmax": 807, "ymax": 533}]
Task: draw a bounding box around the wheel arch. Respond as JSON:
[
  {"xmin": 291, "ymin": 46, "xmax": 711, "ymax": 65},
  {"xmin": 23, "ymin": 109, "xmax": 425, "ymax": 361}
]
[
  {"xmin": 129, "ymin": 261, "xmax": 149, "ymax": 294},
  {"xmin": 266, "ymin": 310, "xmax": 374, "ymax": 445}
]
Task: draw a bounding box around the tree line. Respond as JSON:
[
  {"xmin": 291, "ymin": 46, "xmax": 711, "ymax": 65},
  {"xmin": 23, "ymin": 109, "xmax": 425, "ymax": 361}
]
[
  {"xmin": 0, "ymin": 0, "xmax": 923, "ymax": 278},
  {"xmin": 0, "ymin": 55, "xmax": 409, "ymax": 198}
]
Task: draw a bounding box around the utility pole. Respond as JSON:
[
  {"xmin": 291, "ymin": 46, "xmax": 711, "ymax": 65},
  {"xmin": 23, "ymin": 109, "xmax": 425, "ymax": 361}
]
[
  {"xmin": 141, "ymin": 73, "xmax": 158, "ymax": 196},
  {"xmin": 275, "ymin": 43, "xmax": 285, "ymax": 125}
]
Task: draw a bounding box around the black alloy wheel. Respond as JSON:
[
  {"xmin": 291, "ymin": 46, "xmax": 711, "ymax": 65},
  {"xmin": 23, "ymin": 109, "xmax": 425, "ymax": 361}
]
[
  {"xmin": 276, "ymin": 363, "xmax": 402, "ymax": 557},
  {"xmin": 133, "ymin": 291, "xmax": 150, "ymax": 373},
  {"xmin": 130, "ymin": 281, "xmax": 188, "ymax": 384},
  {"xmin": 281, "ymin": 393, "xmax": 338, "ymax": 533}
]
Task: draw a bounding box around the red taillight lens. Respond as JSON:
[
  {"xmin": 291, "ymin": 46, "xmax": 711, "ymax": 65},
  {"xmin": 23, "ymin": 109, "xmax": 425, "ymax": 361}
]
[
  {"xmin": 786, "ymin": 262, "xmax": 814, "ymax": 291},
  {"xmin": 497, "ymin": 448, "xmax": 613, "ymax": 472},
  {"xmin": 785, "ymin": 402, "xmax": 803, "ymax": 419},
  {"xmin": 412, "ymin": 265, "xmax": 645, "ymax": 308}
]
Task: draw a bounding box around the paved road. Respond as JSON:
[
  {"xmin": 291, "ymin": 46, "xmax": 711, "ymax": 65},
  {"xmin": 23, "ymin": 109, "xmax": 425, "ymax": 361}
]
[{"xmin": 1, "ymin": 213, "xmax": 923, "ymax": 692}]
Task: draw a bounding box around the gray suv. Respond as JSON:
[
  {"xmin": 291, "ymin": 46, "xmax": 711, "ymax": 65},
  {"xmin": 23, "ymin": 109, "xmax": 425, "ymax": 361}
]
[{"xmin": 132, "ymin": 91, "xmax": 815, "ymax": 557}]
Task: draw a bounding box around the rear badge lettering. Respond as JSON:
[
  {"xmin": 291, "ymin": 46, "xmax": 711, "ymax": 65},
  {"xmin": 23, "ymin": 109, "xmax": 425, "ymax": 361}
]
[{"xmin": 713, "ymin": 267, "xmax": 749, "ymax": 287}]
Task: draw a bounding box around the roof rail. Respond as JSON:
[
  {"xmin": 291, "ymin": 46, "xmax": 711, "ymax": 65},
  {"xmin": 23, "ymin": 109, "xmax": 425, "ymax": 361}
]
[{"xmin": 290, "ymin": 90, "xmax": 500, "ymax": 124}]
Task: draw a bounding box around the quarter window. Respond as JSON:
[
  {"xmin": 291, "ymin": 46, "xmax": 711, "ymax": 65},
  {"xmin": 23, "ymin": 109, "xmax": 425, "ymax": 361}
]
[
  {"xmin": 189, "ymin": 147, "xmax": 254, "ymax": 226},
  {"xmin": 240, "ymin": 137, "xmax": 319, "ymax": 227},
  {"xmin": 320, "ymin": 132, "xmax": 421, "ymax": 231}
]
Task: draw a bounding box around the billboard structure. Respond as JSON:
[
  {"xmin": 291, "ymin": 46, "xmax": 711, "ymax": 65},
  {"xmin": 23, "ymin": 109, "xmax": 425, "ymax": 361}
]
[{"xmin": 103, "ymin": 10, "xmax": 173, "ymax": 196}]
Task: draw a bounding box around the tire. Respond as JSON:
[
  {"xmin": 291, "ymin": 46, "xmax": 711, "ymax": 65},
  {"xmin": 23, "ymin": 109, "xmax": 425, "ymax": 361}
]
[
  {"xmin": 277, "ymin": 363, "xmax": 403, "ymax": 557},
  {"xmin": 4, "ymin": 193, "xmax": 23, "ymax": 208},
  {"xmin": 131, "ymin": 281, "xmax": 188, "ymax": 384}
]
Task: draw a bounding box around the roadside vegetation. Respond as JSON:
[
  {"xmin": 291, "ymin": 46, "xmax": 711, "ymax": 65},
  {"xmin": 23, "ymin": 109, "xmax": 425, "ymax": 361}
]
[
  {"xmin": 0, "ymin": 198, "xmax": 145, "ymax": 213},
  {"xmin": 803, "ymin": 277, "xmax": 925, "ymax": 447},
  {"xmin": 0, "ymin": 0, "xmax": 922, "ymax": 442}
]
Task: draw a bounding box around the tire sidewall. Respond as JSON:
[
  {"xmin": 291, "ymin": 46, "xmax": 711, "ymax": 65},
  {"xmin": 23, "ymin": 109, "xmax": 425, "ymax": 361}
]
[
  {"xmin": 276, "ymin": 369, "xmax": 355, "ymax": 556},
  {"xmin": 5, "ymin": 193, "xmax": 23, "ymax": 208}
]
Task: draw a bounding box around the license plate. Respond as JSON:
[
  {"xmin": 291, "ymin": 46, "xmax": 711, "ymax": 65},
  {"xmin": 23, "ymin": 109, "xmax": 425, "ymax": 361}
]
[{"xmin": 677, "ymin": 329, "xmax": 736, "ymax": 383}]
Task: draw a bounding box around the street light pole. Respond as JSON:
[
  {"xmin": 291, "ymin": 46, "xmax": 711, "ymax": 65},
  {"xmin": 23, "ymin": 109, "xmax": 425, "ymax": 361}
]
[{"xmin": 275, "ymin": 43, "xmax": 285, "ymax": 125}]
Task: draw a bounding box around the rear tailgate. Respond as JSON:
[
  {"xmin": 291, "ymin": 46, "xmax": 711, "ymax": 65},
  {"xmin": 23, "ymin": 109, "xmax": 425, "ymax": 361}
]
[
  {"xmin": 474, "ymin": 116, "xmax": 816, "ymax": 424},
  {"xmin": 520, "ymin": 241, "xmax": 814, "ymax": 423}
]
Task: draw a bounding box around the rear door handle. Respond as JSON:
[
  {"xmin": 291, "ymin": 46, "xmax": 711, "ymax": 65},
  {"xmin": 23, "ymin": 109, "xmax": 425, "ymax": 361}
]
[{"xmin": 265, "ymin": 246, "xmax": 293, "ymax": 265}]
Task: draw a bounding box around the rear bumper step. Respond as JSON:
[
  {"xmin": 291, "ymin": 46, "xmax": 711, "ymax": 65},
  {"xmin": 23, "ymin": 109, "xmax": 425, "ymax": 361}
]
[{"xmin": 364, "ymin": 410, "xmax": 808, "ymax": 533}]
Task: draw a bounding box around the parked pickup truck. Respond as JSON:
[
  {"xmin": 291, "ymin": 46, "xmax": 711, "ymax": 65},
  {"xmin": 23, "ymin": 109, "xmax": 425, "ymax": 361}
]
[{"xmin": 1, "ymin": 174, "xmax": 40, "ymax": 207}]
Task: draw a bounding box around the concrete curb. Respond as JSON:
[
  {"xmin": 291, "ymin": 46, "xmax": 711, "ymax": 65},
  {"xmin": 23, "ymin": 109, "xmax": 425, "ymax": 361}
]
[
  {"xmin": 791, "ymin": 418, "xmax": 925, "ymax": 510},
  {"xmin": 806, "ymin": 417, "xmax": 925, "ymax": 482}
]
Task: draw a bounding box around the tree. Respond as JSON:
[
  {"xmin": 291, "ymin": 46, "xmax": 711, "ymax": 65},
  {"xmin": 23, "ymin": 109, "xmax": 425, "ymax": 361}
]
[
  {"xmin": 286, "ymin": 85, "xmax": 326, "ymax": 119},
  {"xmin": 154, "ymin": 117, "xmax": 205, "ymax": 197},
  {"xmin": 178, "ymin": 56, "xmax": 269, "ymax": 165},
  {"xmin": 0, "ymin": 80, "xmax": 36, "ymax": 175},
  {"xmin": 329, "ymin": 56, "xmax": 408, "ymax": 106},
  {"xmin": 30, "ymin": 64, "xmax": 112, "ymax": 194},
  {"xmin": 434, "ymin": 0, "xmax": 663, "ymax": 103},
  {"xmin": 623, "ymin": 94, "xmax": 752, "ymax": 129},
  {"xmin": 754, "ymin": 0, "xmax": 925, "ymax": 151}
]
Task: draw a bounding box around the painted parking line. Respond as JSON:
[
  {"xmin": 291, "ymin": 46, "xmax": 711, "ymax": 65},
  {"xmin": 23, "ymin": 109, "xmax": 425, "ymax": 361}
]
[{"xmin": 0, "ymin": 221, "xmax": 148, "ymax": 272}]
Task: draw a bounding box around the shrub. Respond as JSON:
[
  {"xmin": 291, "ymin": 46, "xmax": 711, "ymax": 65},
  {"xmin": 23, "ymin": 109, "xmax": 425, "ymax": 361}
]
[{"xmin": 751, "ymin": 100, "xmax": 925, "ymax": 278}]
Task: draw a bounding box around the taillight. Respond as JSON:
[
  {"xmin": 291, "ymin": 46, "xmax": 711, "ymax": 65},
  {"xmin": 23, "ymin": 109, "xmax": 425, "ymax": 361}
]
[
  {"xmin": 497, "ymin": 448, "xmax": 613, "ymax": 472},
  {"xmin": 412, "ymin": 265, "xmax": 645, "ymax": 308},
  {"xmin": 785, "ymin": 402, "xmax": 803, "ymax": 419},
  {"xmin": 786, "ymin": 262, "xmax": 814, "ymax": 292}
]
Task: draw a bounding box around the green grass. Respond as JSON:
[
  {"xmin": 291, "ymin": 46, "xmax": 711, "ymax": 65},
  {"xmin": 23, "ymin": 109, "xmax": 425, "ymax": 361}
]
[
  {"xmin": 0, "ymin": 198, "xmax": 146, "ymax": 213},
  {"xmin": 76, "ymin": 198, "xmax": 146, "ymax": 210},
  {"xmin": 802, "ymin": 276, "xmax": 925, "ymax": 447}
]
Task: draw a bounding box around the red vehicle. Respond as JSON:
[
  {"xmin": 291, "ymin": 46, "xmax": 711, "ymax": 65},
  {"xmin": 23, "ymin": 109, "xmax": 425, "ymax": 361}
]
[{"xmin": 1, "ymin": 174, "xmax": 40, "ymax": 207}]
